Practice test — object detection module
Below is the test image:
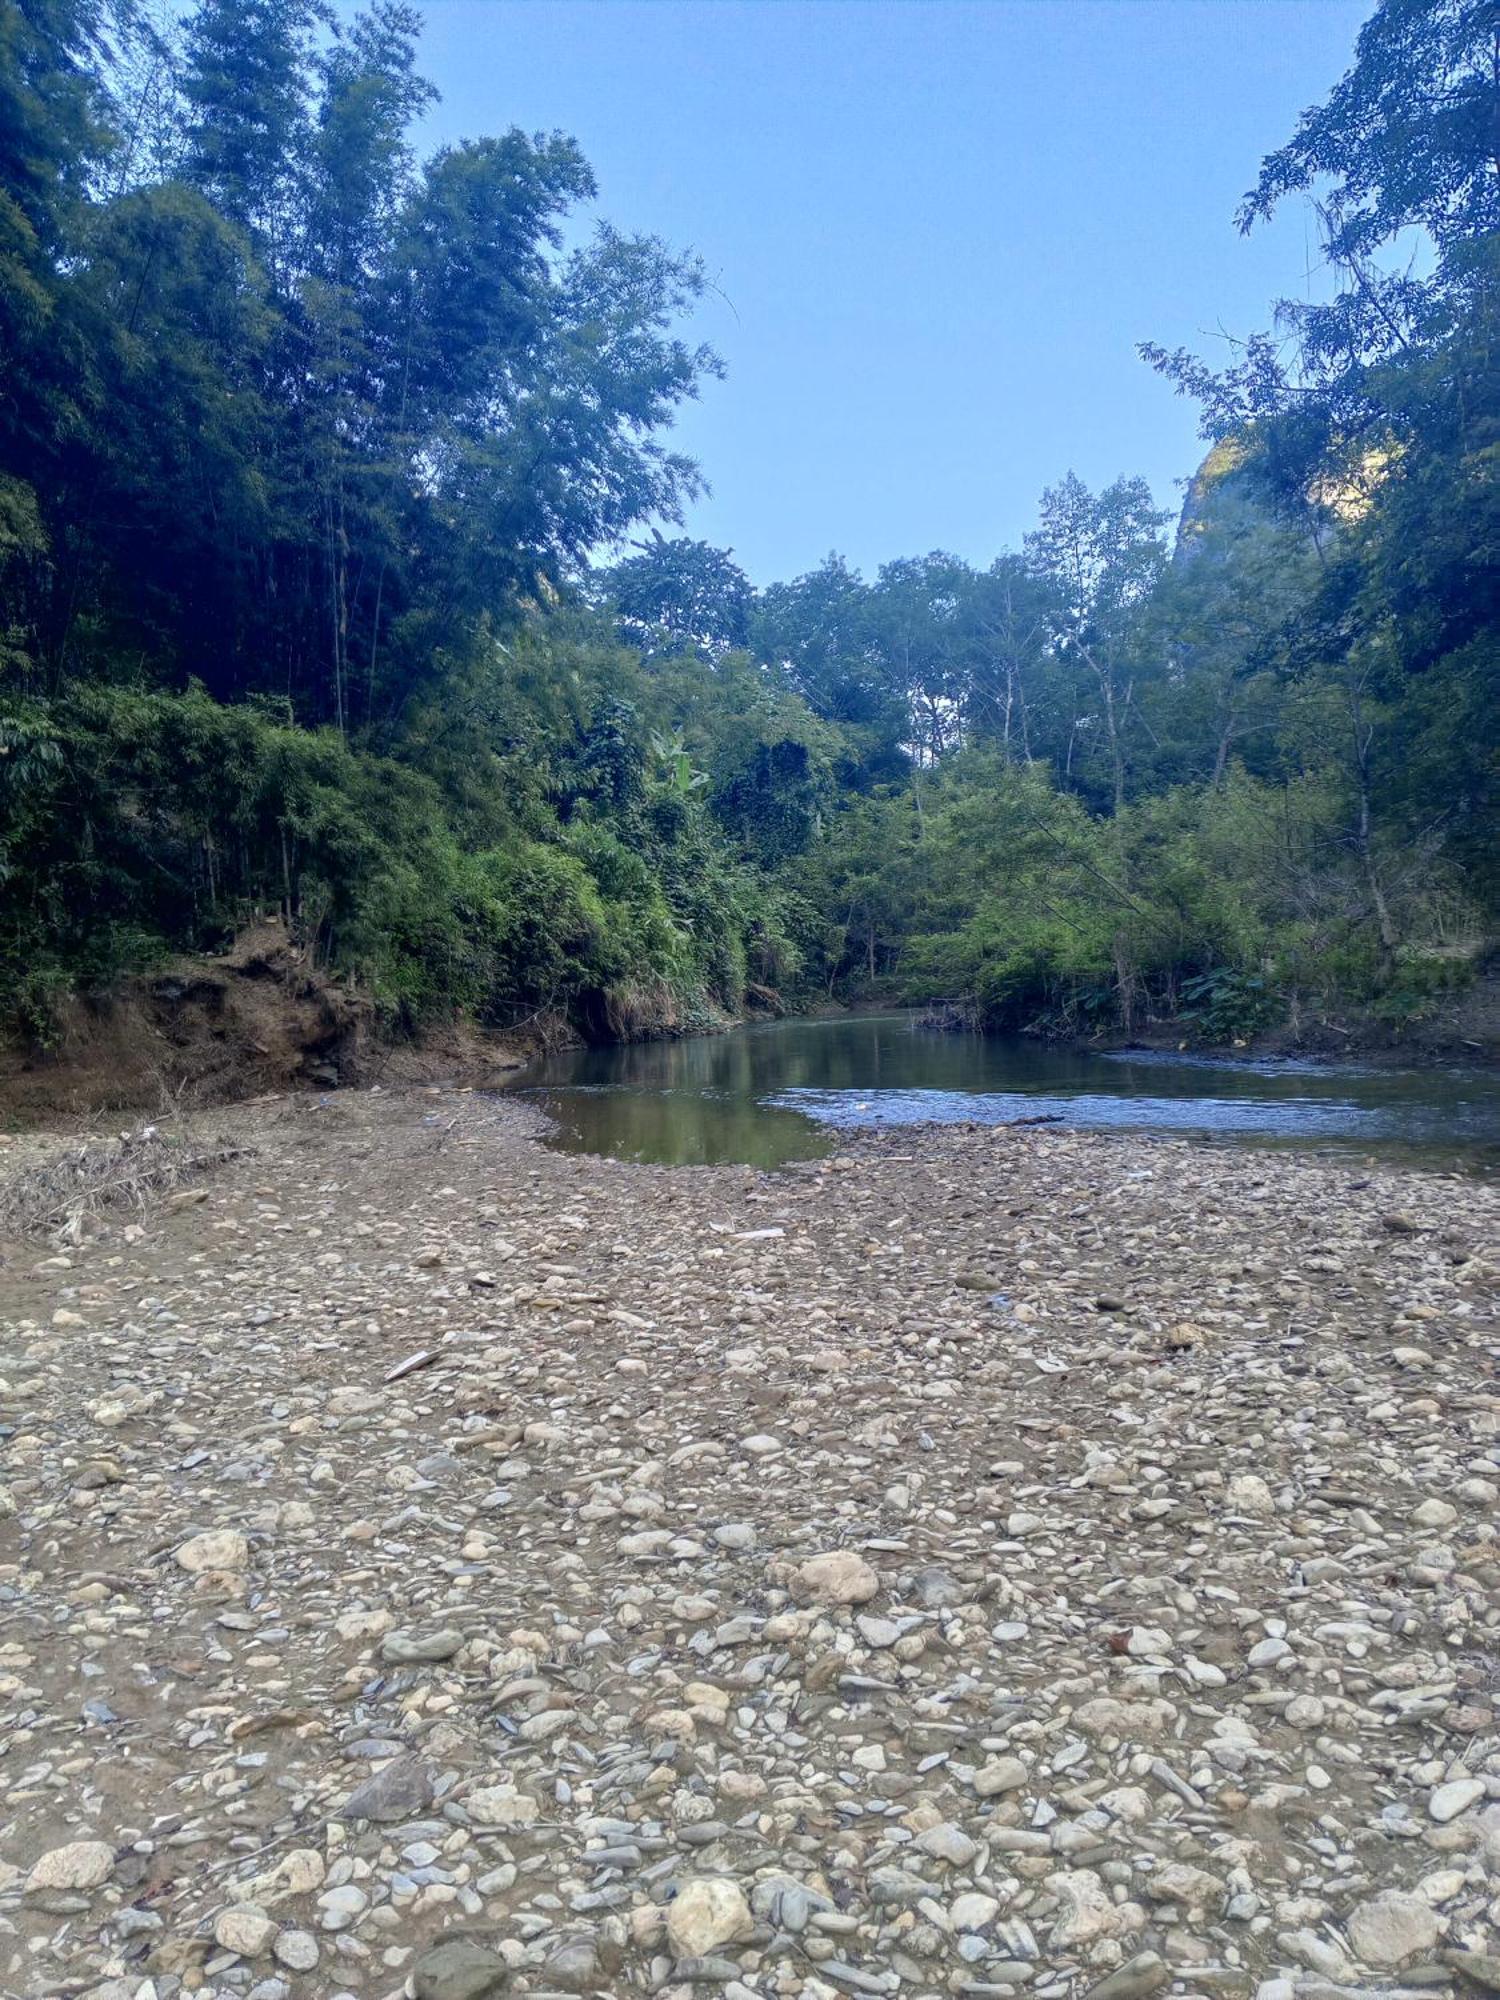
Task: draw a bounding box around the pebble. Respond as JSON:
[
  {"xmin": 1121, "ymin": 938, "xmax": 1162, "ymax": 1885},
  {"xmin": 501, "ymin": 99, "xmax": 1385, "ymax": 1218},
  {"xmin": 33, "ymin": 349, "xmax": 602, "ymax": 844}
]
[
  {"xmin": 411, "ymin": 1938, "xmax": 511, "ymax": 2000},
  {"xmin": 973, "ymin": 1754, "xmax": 1029, "ymax": 1797},
  {"xmin": 1429, "ymin": 1776, "xmax": 1485, "ymax": 1822},
  {"xmin": 342, "ymin": 1753, "xmax": 435, "ymax": 1821},
  {"xmin": 0, "ymin": 1094, "xmax": 1495, "ymax": 2000},
  {"xmin": 213, "ymin": 1905, "xmax": 278, "ymax": 1957},
  {"xmin": 272, "ymin": 1930, "xmax": 319, "ymax": 1971},
  {"xmin": 381, "ymin": 1627, "xmax": 464, "ymax": 1663}
]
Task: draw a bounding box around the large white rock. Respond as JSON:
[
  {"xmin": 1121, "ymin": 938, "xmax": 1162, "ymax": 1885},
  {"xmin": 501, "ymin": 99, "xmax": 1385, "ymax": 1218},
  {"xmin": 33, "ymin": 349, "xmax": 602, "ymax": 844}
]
[
  {"xmin": 213, "ymin": 1905, "xmax": 278, "ymax": 1957},
  {"xmin": 1346, "ymin": 1890, "xmax": 1439, "ymax": 1967},
  {"xmin": 1150, "ymin": 1862, "xmax": 1223, "ymax": 1913},
  {"xmin": 666, "ymin": 1877, "xmax": 753, "ymax": 1958},
  {"xmin": 334, "ymin": 1607, "xmax": 393, "ymax": 1642},
  {"xmin": 26, "ymin": 1841, "xmax": 114, "ymax": 1893},
  {"xmin": 1429, "ymin": 1777, "xmax": 1485, "ymax": 1823},
  {"xmin": 1050, "ymin": 1868, "xmax": 1122, "ymax": 1947},
  {"xmin": 950, "ymin": 1891, "xmax": 1001, "ymax": 1931},
  {"xmin": 792, "ymin": 1549, "xmax": 878, "ymax": 1606},
  {"xmin": 972, "ymin": 1754, "xmax": 1028, "ymax": 1798},
  {"xmin": 466, "ymin": 1784, "xmax": 538, "ymax": 1829},
  {"xmin": 1072, "ymin": 1696, "xmax": 1174, "ymax": 1741},
  {"xmin": 230, "ymin": 1845, "xmax": 325, "ymax": 1906},
  {"xmin": 1226, "ymin": 1474, "xmax": 1275, "ymax": 1518},
  {"xmin": 175, "ymin": 1528, "xmax": 249, "ymax": 1573}
]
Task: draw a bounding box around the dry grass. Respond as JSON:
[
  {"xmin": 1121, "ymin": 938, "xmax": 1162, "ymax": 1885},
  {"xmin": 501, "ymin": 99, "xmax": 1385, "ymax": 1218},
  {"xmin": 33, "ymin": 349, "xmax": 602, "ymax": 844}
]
[{"xmin": 0, "ymin": 1121, "xmax": 251, "ymax": 1244}]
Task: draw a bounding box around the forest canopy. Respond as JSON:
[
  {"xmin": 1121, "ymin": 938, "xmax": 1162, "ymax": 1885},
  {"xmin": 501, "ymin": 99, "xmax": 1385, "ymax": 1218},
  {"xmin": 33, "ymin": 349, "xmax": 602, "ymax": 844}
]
[{"xmin": 0, "ymin": 0, "xmax": 1495, "ymax": 1046}]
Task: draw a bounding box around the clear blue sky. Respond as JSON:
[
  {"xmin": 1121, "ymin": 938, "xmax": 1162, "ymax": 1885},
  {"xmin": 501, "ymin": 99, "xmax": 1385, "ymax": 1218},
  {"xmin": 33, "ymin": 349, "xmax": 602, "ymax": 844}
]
[{"xmin": 400, "ymin": 0, "xmax": 1373, "ymax": 583}]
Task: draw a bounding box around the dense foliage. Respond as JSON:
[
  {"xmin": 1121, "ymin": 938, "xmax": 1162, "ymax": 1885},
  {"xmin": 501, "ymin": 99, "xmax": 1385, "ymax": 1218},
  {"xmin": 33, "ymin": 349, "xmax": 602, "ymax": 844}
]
[{"xmin": 0, "ymin": 0, "xmax": 1495, "ymax": 1046}]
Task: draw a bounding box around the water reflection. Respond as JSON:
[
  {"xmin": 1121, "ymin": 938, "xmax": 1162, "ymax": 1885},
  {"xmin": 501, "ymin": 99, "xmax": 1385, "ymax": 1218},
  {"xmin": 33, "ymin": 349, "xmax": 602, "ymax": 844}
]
[
  {"xmin": 514, "ymin": 1013, "xmax": 1500, "ymax": 1172},
  {"xmin": 526, "ymin": 1082, "xmax": 830, "ymax": 1168}
]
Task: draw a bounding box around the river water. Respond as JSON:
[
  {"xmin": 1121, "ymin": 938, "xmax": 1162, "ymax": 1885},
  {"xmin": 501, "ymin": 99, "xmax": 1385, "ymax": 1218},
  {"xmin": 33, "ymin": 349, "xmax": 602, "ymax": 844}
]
[{"xmin": 513, "ymin": 1011, "xmax": 1500, "ymax": 1173}]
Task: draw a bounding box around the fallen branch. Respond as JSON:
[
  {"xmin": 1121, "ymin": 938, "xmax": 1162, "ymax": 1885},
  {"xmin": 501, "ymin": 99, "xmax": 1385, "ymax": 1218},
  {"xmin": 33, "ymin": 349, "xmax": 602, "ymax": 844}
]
[{"xmin": 0, "ymin": 1125, "xmax": 250, "ymax": 1243}]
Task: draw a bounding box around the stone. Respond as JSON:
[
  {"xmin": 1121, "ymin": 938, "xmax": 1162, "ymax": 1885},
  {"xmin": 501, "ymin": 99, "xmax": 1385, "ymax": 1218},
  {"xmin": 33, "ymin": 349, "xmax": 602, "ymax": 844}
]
[
  {"xmin": 1072, "ymin": 1696, "xmax": 1172, "ymax": 1740},
  {"xmin": 1125, "ymin": 1625, "xmax": 1171, "ymax": 1656},
  {"xmin": 466, "ymin": 1785, "xmax": 538, "ymax": 1828},
  {"xmin": 1226, "ymin": 1474, "xmax": 1275, "ymax": 1518},
  {"xmin": 1346, "ymin": 1889, "xmax": 1440, "ymax": 1967},
  {"xmin": 272, "ymin": 1931, "xmax": 319, "ymax": 1972},
  {"xmin": 792, "ymin": 1550, "xmax": 879, "ymax": 1606},
  {"xmin": 412, "ymin": 1939, "xmax": 512, "ymax": 2000},
  {"xmin": 972, "ymin": 1754, "xmax": 1028, "ymax": 1797},
  {"xmin": 909, "ymin": 1565, "xmax": 966, "ymax": 1607},
  {"xmin": 175, "ymin": 1528, "xmax": 249, "ymax": 1572},
  {"xmin": 543, "ymin": 1931, "xmax": 617, "ymax": 1991},
  {"xmin": 1085, "ymin": 1953, "xmax": 1170, "ymax": 2000},
  {"xmin": 1429, "ymin": 1776, "xmax": 1485, "ymax": 1821},
  {"xmin": 381, "ymin": 1627, "xmax": 464, "ymax": 1663},
  {"xmin": 855, "ymin": 1613, "xmax": 901, "ymax": 1647},
  {"xmin": 1050, "ymin": 1869, "xmax": 1122, "ymax": 1947},
  {"xmin": 869, "ymin": 1867, "xmax": 929, "ymax": 1908},
  {"xmin": 342, "ymin": 1753, "xmax": 435, "ymax": 1822},
  {"xmin": 666, "ymin": 1877, "xmax": 754, "ymax": 1958},
  {"xmin": 235, "ymin": 1847, "xmax": 325, "ymax": 1905},
  {"xmin": 951, "ymin": 1892, "xmax": 1001, "ymax": 1931},
  {"xmin": 1444, "ymin": 1951, "xmax": 1500, "ymax": 1993},
  {"xmin": 213, "ymin": 1906, "xmax": 278, "ymax": 1958},
  {"xmin": 1149, "ymin": 1862, "xmax": 1221, "ymax": 1912},
  {"xmin": 317, "ymin": 1883, "xmax": 368, "ymax": 1931},
  {"xmin": 917, "ymin": 1821, "xmax": 978, "ymax": 1865},
  {"xmin": 25, "ymin": 1841, "xmax": 115, "ymax": 1893}
]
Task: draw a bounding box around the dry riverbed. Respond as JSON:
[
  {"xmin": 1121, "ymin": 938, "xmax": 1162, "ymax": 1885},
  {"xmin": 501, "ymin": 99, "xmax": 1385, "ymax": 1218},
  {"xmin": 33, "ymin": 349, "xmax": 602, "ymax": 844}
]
[{"xmin": 0, "ymin": 1089, "xmax": 1497, "ymax": 2000}]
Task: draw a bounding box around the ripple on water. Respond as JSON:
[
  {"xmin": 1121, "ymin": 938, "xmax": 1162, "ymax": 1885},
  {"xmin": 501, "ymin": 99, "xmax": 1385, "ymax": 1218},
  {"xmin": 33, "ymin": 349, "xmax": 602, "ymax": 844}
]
[{"xmin": 510, "ymin": 1014, "xmax": 1500, "ymax": 1172}]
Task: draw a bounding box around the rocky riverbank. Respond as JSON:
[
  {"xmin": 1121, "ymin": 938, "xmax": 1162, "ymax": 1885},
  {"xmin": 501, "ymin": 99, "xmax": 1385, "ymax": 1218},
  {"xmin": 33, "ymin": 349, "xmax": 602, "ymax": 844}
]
[{"xmin": 0, "ymin": 1090, "xmax": 1497, "ymax": 2000}]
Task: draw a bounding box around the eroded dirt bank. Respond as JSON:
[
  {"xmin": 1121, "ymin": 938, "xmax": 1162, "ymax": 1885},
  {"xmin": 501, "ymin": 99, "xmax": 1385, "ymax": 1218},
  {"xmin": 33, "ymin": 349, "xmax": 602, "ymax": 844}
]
[
  {"xmin": 0, "ymin": 1094, "xmax": 1498, "ymax": 2000},
  {"xmin": 0, "ymin": 926, "xmax": 550, "ymax": 1127}
]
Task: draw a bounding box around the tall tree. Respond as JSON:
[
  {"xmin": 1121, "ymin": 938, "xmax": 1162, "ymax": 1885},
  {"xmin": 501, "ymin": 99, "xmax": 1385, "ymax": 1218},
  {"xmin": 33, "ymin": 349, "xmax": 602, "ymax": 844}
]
[
  {"xmin": 605, "ymin": 533, "xmax": 753, "ymax": 657},
  {"xmin": 1025, "ymin": 474, "xmax": 1168, "ymax": 813},
  {"xmin": 960, "ymin": 555, "xmax": 1055, "ymax": 762},
  {"xmin": 753, "ymin": 555, "xmax": 909, "ymax": 783},
  {"xmin": 180, "ymin": 0, "xmax": 319, "ymax": 253},
  {"xmin": 0, "ymin": 0, "xmax": 118, "ymax": 668}
]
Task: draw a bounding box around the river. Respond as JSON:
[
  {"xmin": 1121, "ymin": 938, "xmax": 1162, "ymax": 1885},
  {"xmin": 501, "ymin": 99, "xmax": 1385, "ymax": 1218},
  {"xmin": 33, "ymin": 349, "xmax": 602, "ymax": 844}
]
[{"xmin": 512, "ymin": 1011, "xmax": 1500, "ymax": 1173}]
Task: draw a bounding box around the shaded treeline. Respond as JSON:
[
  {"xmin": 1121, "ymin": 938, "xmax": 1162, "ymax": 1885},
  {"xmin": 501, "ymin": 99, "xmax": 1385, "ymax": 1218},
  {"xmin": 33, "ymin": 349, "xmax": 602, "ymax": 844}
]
[{"xmin": 1, "ymin": 0, "xmax": 1495, "ymax": 1042}]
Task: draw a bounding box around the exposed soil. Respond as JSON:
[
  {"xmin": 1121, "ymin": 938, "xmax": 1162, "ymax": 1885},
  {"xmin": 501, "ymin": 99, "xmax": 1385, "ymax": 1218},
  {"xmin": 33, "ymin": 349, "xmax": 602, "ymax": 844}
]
[
  {"xmin": 0, "ymin": 925, "xmax": 553, "ymax": 1127},
  {"xmin": 0, "ymin": 1092, "xmax": 1497, "ymax": 2000}
]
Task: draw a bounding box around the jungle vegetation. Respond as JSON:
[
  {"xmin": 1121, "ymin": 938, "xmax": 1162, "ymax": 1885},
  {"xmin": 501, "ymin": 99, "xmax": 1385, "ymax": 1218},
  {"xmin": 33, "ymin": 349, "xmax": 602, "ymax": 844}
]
[{"xmin": 1, "ymin": 0, "xmax": 1495, "ymax": 1044}]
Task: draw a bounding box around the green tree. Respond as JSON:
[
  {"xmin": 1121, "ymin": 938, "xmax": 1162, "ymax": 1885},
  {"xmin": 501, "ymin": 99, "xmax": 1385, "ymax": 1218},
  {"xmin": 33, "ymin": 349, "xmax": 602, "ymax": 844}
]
[
  {"xmin": 1024, "ymin": 473, "xmax": 1168, "ymax": 813},
  {"xmin": 181, "ymin": 0, "xmax": 320, "ymax": 252},
  {"xmin": 605, "ymin": 533, "xmax": 753, "ymax": 657},
  {"xmin": 752, "ymin": 555, "xmax": 909, "ymax": 784}
]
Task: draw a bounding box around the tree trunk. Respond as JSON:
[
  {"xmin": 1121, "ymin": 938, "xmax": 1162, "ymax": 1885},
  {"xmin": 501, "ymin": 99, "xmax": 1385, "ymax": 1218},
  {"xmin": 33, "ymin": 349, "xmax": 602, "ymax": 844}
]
[
  {"xmin": 1211, "ymin": 701, "xmax": 1237, "ymax": 789},
  {"xmin": 1349, "ymin": 682, "xmax": 1398, "ymax": 957},
  {"xmin": 1113, "ymin": 931, "xmax": 1137, "ymax": 1034}
]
